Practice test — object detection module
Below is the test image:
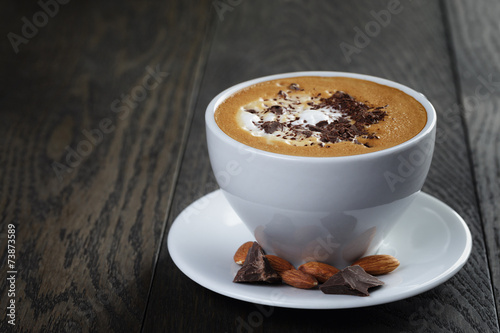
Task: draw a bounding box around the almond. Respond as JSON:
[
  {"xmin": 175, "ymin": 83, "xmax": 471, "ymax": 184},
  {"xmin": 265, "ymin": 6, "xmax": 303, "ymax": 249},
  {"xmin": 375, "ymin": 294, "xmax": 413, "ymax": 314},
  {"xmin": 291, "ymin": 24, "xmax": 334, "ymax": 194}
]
[
  {"xmin": 298, "ymin": 262, "xmax": 340, "ymax": 283},
  {"xmin": 233, "ymin": 241, "xmax": 254, "ymax": 265},
  {"xmin": 264, "ymin": 255, "xmax": 295, "ymax": 274},
  {"xmin": 351, "ymin": 255, "xmax": 400, "ymax": 275},
  {"xmin": 281, "ymin": 270, "xmax": 318, "ymax": 289}
]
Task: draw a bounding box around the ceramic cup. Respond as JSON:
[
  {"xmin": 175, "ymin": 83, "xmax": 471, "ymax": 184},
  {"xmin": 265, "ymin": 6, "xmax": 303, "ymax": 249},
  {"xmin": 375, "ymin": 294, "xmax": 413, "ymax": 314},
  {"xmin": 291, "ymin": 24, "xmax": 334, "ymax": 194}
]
[{"xmin": 205, "ymin": 71, "xmax": 436, "ymax": 267}]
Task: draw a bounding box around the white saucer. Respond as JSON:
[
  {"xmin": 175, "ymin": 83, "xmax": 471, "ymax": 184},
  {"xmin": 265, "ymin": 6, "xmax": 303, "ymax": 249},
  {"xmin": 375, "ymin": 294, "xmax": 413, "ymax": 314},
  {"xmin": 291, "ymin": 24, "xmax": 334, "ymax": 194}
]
[{"xmin": 167, "ymin": 190, "xmax": 472, "ymax": 309}]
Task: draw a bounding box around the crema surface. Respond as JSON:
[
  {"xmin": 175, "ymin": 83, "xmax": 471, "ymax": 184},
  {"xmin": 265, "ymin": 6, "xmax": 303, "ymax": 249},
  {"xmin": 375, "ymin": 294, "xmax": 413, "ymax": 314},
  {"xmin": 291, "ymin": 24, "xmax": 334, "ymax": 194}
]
[{"xmin": 215, "ymin": 77, "xmax": 427, "ymax": 157}]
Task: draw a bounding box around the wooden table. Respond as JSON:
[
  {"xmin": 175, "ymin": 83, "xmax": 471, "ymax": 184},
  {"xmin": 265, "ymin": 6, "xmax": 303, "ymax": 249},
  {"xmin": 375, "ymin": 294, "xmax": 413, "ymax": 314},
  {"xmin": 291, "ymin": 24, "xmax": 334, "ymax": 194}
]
[{"xmin": 1, "ymin": 0, "xmax": 499, "ymax": 332}]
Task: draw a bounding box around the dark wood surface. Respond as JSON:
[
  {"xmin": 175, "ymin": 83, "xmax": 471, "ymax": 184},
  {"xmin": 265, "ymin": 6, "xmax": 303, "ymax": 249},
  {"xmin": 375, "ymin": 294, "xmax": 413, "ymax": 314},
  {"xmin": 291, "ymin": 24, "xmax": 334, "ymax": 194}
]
[{"xmin": 1, "ymin": 0, "xmax": 498, "ymax": 332}]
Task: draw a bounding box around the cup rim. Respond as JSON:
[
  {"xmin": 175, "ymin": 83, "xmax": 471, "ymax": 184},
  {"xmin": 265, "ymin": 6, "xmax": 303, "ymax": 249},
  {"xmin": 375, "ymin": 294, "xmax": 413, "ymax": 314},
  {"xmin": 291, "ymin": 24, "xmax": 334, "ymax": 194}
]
[{"xmin": 205, "ymin": 71, "xmax": 436, "ymax": 161}]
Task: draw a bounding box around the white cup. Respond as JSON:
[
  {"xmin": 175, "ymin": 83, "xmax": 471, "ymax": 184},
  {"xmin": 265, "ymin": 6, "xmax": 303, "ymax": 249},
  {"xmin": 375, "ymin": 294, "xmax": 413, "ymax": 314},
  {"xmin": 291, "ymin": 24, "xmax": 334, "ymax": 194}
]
[{"xmin": 206, "ymin": 72, "xmax": 436, "ymax": 267}]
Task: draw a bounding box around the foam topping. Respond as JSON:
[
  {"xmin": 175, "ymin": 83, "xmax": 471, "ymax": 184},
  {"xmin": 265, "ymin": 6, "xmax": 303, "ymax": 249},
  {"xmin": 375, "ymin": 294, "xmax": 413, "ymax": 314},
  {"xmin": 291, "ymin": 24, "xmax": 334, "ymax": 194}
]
[{"xmin": 238, "ymin": 83, "xmax": 387, "ymax": 148}]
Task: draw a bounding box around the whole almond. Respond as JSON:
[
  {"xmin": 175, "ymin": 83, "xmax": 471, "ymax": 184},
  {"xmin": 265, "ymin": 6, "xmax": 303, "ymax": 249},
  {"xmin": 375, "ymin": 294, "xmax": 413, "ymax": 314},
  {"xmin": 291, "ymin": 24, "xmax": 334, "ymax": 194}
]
[
  {"xmin": 298, "ymin": 262, "xmax": 340, "ymax": 283},
  {"xmin": 281, "ymin": 270, "xmax": 318, "ymax": 289},
  {"xmin": 264, "ymin": 255, "xmax": 295, "ymax": 274},
  {"xmin": 233, "ymin": 241, "xmax": 254, "ymax": 265},
  {"xmin": 351, "ymin": 255, "xmax": 400, "ymax": 275}
]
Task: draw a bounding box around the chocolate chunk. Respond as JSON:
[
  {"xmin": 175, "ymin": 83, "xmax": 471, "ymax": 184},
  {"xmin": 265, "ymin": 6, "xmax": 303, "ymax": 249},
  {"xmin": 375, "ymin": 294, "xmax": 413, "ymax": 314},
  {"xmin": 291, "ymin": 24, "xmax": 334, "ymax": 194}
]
[
  {"xmin": 289, "ymin": 83, "xmax": 301, "ymax": 90},
  {"xmin": 260, "ymin": 121, "xmax": 283, "ymax": 134},
  {"xmin": 245, "ymin": 109, "xmax": 257, "ymax": 114},
  {"xmin": 267, "ymin": 105, "xmax": 283, "ymax": 115},
  {"xmin": 307, "ymin": 124, "xmax": 323, "ymax": 132},
  {"xmin": 319, "ymin": 265, "xmax": 384, "ymax": 296},
  {"xmin": 233, "ymin": 242, "xmax": 281, "ymax": 284},
  {"xmin": 315, "ymin": 120, "xmax": 329, "ymax": 128}
]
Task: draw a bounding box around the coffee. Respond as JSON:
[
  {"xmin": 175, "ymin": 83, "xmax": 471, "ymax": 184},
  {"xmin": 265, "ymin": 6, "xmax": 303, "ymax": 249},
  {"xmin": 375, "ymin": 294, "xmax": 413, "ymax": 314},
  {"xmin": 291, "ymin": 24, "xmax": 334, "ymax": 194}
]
[{"xmin": 215, "ymin": 76, "xmax": 427, "ymax": 157}]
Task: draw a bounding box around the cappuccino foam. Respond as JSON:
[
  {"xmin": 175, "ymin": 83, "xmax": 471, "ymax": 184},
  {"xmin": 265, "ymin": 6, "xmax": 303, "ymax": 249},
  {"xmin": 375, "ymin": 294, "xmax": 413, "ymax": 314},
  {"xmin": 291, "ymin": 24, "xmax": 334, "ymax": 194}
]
[{"xmin": 215, "ymin": 77, "xmax": 427, "ymax": 157}]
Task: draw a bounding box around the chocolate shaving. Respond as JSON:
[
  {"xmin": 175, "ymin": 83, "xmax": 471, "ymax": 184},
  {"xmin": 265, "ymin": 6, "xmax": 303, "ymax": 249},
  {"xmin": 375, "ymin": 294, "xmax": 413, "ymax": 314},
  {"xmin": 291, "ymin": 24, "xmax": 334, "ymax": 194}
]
[
  {"xmin": 302, "ymin": 130, "xmax": 312, "ymax": 138},
  {"xmin": 277, "ymin": 90, "xmax": 287, "ymax": 99},
  {"xmin": 253, "ymin": 89, "xmax": 386, "ymax": 147},
  {"xmin": 319, "ymin": 265, "xmax": 384, "ymax": 296},
  {"xmin": 233, "ymin": 242, "xmax": 281, "ymax": 284},
  {"xmin": 304, "ymin": 92, "xmax": 386, "ymax": 144}
]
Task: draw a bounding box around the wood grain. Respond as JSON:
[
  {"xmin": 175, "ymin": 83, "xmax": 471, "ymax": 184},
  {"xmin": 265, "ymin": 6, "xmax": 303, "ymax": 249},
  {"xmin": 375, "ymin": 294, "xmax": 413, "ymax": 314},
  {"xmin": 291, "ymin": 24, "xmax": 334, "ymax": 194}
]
[
  {"xmin": 145, "ymin": 0, "xmax": 498, "ymax": 332},
  {"xmin": 1, "ymin": 0, "xmax": 498, "ymax": 331},
  {"xmin": 0, "ymin": 0, "xmax": 212, "ymax": 331},
  {"xmin": 444, "ymin": 0, "xmax": 500, "ymax": 322}
]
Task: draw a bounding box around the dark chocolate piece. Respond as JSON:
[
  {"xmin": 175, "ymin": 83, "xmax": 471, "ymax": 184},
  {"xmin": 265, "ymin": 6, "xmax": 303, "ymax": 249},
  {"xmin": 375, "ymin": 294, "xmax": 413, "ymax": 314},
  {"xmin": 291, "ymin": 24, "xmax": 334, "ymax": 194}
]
[
  {"xmin": 233, "ymin": 242, "xmax": 281, "ymax": 284},
  {"xmin": 320, "ymin": 265, "xmax": 384, "ymax": 296},
  {"xmin": 267, "ymin": 105, "xmax": 284, "ymax": 115},
  {"xmin": 260, "ymin": 121, "xmax": 283, "ymax": 134}
]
